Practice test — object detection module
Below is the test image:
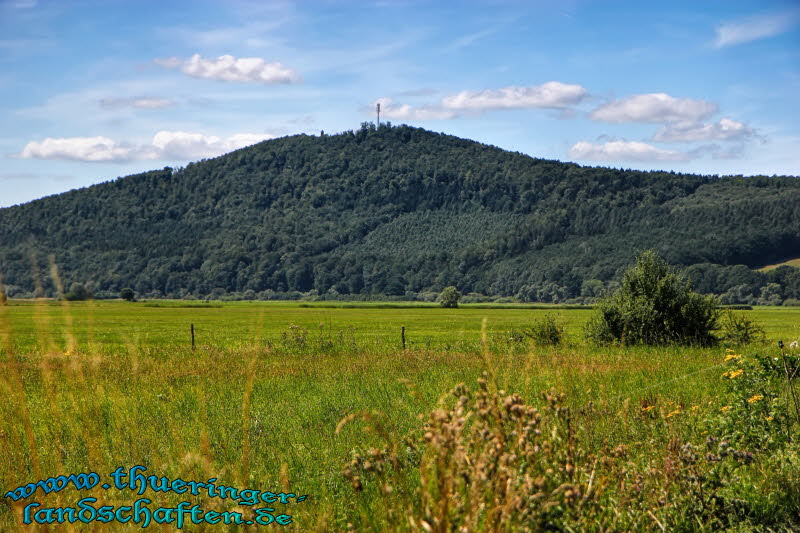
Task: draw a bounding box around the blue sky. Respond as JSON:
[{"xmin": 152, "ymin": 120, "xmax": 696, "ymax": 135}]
[{"xmin": 1, "ymin": 0, "xmax": 798, "ymax": 207}]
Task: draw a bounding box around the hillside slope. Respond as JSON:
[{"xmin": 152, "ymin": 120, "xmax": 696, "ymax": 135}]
[{"xmin": 1, "ymin": 124, "xmax": 799, "ymax": 302}]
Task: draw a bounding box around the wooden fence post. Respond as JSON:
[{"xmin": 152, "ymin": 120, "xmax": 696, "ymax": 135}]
[
  {"xmin": 401, "ymin": 326, "xmax": 406, "ymax": 350},
  {"xmin": 191, "ymin": 323, "xmax": 196, "ymax": 351},
  {"xmin": 779, "ymin": 340, "xmax": 800, "ymax": 426}
]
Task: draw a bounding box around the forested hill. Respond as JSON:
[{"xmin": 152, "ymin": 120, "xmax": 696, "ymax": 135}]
[{"xmin": 2, "ymin": 123, "xmax": 800, "ymax": 304}]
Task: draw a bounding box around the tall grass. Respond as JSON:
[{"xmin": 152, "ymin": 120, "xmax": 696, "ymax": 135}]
[{"xmin": 0, "ymin": 300, "xmax": 798, "ymax": 529}]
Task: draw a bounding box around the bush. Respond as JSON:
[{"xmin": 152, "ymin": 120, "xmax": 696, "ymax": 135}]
[
  {"xmin": 585, "ymin": 250, "xmax": 719, "ymax": 346},
  {"xmin": 783, "ymin": 298, "xmax": 800, "ymax": 307},
  {"xmin": 341, "ymin": 375, "xmax": 791, "ymax": 531},
  {"xmin": 120, "ymin": 288, "xmax": 135, "ymax": 302},
  {"xmin": 65, "ymin": 282, "xmax": 92, "ymax": 301},
  {"xmin": 718, "ymin": 309, "xmax": 766, "ymax": 345},
  {"xmin": 518, "ymin": 314, "xmax": 564, "ymax": 345},
  {"xmin": 438, "ymin": 286, "xmax": 462, "ymax": 308}
]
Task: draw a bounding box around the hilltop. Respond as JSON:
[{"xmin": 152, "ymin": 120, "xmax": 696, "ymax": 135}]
[{"xmin": 1, "ymin": 123, "xmax": 799, "ymax": 303}]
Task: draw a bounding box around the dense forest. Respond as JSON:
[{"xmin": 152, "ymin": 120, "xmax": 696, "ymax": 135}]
[{"xmin": 1, "ymin": 123, "xmax": 799, "ymax": 304}]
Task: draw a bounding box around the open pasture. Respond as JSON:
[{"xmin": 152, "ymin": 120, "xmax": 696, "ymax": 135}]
[{"xmin": 1, "ymin": 301, "xmax": 799, "ymax": 530}]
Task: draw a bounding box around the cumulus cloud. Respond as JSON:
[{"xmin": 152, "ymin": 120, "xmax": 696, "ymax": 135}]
[
  {"xmin": 568, "ymin": 140, "xmax": 690, "ymax": 162},
  {"xmin": 714, "ymin": 10, "xmax": 800, "ymax": 48},
  {"xmin": 590, "ymin": 93, "xmax": 717, "ymax": 123},
  {"xmin": 19, "ymin": 131, "xmax": 275, "ymax": 162},
  {"xmin": 149, "ymin": 131, "xmax": 273, "ymax": 160},
  {"xmin": 375, "ymin": 98, "xmax": 458, "ymax": 121},
  {"xmin": 441, "ymin": 82, "xmax": 588, "ymax": 111},
  {"xmin": 99, "ymin": 97, "xmax": 174, "ymax": 110},
  {"xmin": 20, "ymin": 136, "xmax": 136, "ymax": 162},
  {"xmin": 155, "ymin": 54, "xmax": 300, "ymax": 84},
  {"xmin": 373, "ymin": 81, "xmax": 588, "ymax": 121},
  {"xmin": 653, "ymin": 118, "xmax": 758, "ymax": 142}
]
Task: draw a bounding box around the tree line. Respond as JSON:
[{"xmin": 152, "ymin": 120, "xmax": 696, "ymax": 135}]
[{"xmin": 1, "ymin": 123, "xmax": 798, "ymax": 303}]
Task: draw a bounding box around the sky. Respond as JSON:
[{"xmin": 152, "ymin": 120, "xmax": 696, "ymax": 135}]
[{"xmin": 1, "ymin": 0, "xmax": 799, "ymax": 208}]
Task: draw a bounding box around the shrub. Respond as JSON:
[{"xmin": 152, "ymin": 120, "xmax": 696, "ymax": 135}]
[
  {"xmin": 718, "ymin": 310, "xmax": 766, "ymax": 345},
  {"xmin": 438, "ymin": 286, "xmax": 462, "ymax": 308},
  {"xmin": 519, "ymin": 314, "xmax": 564, "ymax": 345},
  {"xmin": 783, "ymin": 298, "xmax": 800, "ymax": 307},
  {"xmin": 341, "ymin": 376, "xmax": 781, "ymax": 531},
  {"xmin": 120, "ymin": 288, "xmax": 135, "ymax": 302},
  {"xmin": 585, "ymin": 250, "xmax": 719, "ymax": 346},
  {"xmin": 65, "ymin": 282, "xmax": 92, "ymax": 301}
]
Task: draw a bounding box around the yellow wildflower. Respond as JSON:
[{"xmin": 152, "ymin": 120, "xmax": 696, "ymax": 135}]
[
  {"xmin": 722, "ymin": 369, "xmax": 744, "ymax": 379},
  {"xmin": 766, "ymin": 416, "xmax": 774, "ymax": 422},
  {"xmin": 720, "ymin": 405, "xmax": 732, "ymax": 412},
  {"xmin": 641, "ymin": 405, "xmax": 656, "ymax": 412},
  {"xmin": 724, "ymin": 353, "xmax": 741, "ymax": 362},
  {"xmin": 666, "ymin": 409, "xmax": 681, "ymax": 419},
  {"xmin": 747, "ymin": 394, "xmax": 764, "ymax": 404},
  {"xmin": 691, "ymin": 405, "xmax": 700, "ymax": 412}
]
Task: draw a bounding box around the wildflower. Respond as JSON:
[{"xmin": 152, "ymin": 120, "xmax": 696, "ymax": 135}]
[
  {"xmin": 666, "ymin": 409, "xmax": 681, "ymax": 419},
  {"xmin": 641, "ymin": 405, "xmax": 656, "ymax": 412},
  {"xmin": 766, "ymin": 416, "xmax": 774, "ymax": 422},
  {"xmin": 723, "ymin": 353, "xmax": 740, "ymax": 362},
  {"xmin": 722, "ymin": 369, "xmax": 744, "ymax": 379},
  {"xmin": 720, "ymin": 405, "xmax": 732, "ymax": 412},
  {"xmin": 747, "ymin": 394, "xmax": 764, "ymax": 404},
  {"xmin": 691, "ymin": 405, "xmax": 700, "ymax": 412}
]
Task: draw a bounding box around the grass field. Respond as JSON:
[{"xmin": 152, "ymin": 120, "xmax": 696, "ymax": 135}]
[
  {"xmin": 1, "ymin": 300, "xmax": 799, "ymax": 530},
  {"xmin": 757, "ymin": 257, "xmax": 800, "ymax": 272}
]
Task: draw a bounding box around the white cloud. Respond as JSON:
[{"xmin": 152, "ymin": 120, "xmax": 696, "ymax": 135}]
[
  {"xmin": 653, "ymin": 118, "xmax": 758, "ymax": 142},
  {"xmin": 590, "ymin": 93, "xmax": 717, "ymax": 123},
  {"xmin": 20, "ymin": 136, "xmax": 135, "ymax": 162},
  {"xmin": 149, "ymin": 131, "xmax": 273, "ymax": 160},
  {"xmin": 714, "ymin": 11, "xmax": 800, "ymax": 48},
  {"xmin": 375, "ymin": 98, "xmax": 458, "ymax": 121},
  {"xmin": 18, "ymin": 131, "xmax": 275, "ymax": 162},
  {"xmin": 441, "ymin": 82, "xmax": 588, "ymax": 111},
  {"xmin": 155, "ymin": 54, "xmax": 300, "ymax": 84},
  {"xmin": 568, "ymin": 140, "xmax": 689, "ymax": 162},
  {"xmin": 373, "ymin": 82, "xmax": 588, "ymax": 121},
  {"xmin": 99, "ymin": 97, "xmax": 174, "ymax": 110}
]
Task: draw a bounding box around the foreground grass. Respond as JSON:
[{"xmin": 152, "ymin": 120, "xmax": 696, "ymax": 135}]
[{"xmin": 1, "ymin": 301, "xmax": 799, "ymax": 530}]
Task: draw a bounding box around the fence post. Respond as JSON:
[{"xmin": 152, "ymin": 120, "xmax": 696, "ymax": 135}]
[
  {"xmin": 779, "ymin": 340, "xmax": 800, "ymax": 427},
  {"xmin": 401, "ymin": 326, "xmax": 406, "ymax": 350},
  {"xmin": 191, "ymin": 323, "xmax": 196, "ymax": 351}
]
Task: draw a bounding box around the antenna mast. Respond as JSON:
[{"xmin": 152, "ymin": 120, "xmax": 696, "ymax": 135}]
[{"xmin": 376, "ymin": 102, "xmax": 381, "ymax": 127}]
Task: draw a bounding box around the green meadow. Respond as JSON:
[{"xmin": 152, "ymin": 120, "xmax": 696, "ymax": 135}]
[{"xmin": 1, "ymin": 300, "xmax": 799, "ymax": 530}]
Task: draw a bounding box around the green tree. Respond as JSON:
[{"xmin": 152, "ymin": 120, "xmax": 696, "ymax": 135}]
[
  {"xmin": 65, "ymin": 282, "xmax": 92, "ymax": 301},
  {"xmin": 758, "ymin": 283, "xmax": 783, "ymax": 306},
  {"xmin": 580, "ymin": 279, "xmax": 605, "ymax": 299},
  {"xmin": 439, "ymin": 286, "xmax": 462, "ymax": 308},
  {"xmin": 120, "ymin": 288, "xmax": 135, "ymax": 301},
  {"xmin": 585, "ymin": 250, "xmax": 719, "ymax": 346}
]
